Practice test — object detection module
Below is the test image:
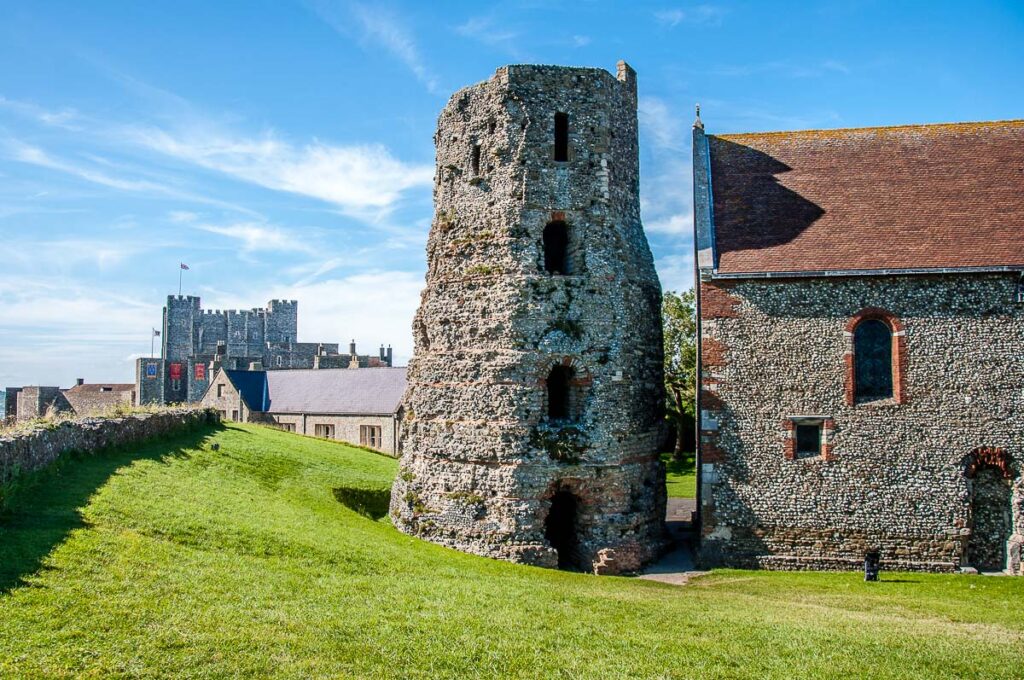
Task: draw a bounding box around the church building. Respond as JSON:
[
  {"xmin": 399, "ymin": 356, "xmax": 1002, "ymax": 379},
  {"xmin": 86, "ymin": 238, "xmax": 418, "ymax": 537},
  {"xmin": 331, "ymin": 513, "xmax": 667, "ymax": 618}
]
[{"xmin": 693, "ymin": 116, "xmax": 1024, "ymax": 574}]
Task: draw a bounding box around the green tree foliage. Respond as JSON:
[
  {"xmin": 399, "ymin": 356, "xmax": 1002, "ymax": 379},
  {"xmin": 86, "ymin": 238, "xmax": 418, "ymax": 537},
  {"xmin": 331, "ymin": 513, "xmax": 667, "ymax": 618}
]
[{"xmin": 663, "ymin": 289, "xmax": 697, "ymax": 457}]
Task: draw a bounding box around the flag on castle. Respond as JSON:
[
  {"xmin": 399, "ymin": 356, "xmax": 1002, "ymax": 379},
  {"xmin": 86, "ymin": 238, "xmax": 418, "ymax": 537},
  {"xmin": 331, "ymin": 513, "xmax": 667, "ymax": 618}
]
[
  {"xmin": 180, "ymin": 263, "xmax": 190, "ymax": 270},
  {"xmin": 153, "ymin": 329, "xmax": 161, "ymax": 337}
]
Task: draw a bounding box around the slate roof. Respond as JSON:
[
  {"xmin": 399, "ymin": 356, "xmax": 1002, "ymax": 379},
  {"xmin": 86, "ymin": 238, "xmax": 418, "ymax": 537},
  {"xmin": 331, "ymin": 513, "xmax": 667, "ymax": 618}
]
[
  {"xmin": 702, "ymin": 120, "xmax": 1024, "ymax": 276},
  {"xmin": 224, "ymin": 369, "xmax": 270, "ymax": 412},
  {"xmin": 64, "ymin": 383, "xmax": 134, "ymax": 394},
  {"xmin": 263, "ymin": 367, "xmax": 407, "ymax": 415}
]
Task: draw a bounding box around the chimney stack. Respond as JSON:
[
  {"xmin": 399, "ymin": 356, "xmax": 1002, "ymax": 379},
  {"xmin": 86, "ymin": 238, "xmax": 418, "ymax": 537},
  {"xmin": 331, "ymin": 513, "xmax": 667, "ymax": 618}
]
[
  {"xmin": 76, "ymin": 378, "xmax": 84, "ymax": 386},
  {"xmin": 349, "ymin": 339, "xmax": 357, "ymax": 355}
]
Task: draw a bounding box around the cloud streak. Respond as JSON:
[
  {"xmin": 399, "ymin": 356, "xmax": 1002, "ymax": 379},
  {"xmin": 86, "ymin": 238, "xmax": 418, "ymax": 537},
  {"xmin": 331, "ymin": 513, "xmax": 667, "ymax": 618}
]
[{"xmin": 126, "ymin": 125, "xmax": 433, "ymax": 220}]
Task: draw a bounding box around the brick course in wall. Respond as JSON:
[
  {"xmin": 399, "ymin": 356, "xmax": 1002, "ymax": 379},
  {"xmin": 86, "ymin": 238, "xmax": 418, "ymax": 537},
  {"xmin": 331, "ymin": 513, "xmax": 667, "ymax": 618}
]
[
  {"xmin": 390, "ymin": 62, "xmax": 668, "ymax": 575},
  {"xmin": 696, "ymin": 273, "xmax": 1024, "ymax": 574}
]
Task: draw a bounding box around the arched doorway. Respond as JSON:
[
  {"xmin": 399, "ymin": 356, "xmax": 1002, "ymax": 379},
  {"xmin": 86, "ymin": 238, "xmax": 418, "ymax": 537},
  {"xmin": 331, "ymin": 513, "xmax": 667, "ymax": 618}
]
[
  {"xmin": 545, "ymin": 489, "xmax": 581, "ymax": 570},
  {"xmin": 966, "ymin": 447, "xmax": 1014, "ymax": 572}
]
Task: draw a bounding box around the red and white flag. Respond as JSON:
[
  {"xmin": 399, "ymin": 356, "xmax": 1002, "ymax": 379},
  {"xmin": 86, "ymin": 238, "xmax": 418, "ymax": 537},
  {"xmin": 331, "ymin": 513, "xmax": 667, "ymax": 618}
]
[{"xmin": 180, "ymin": 263, "xmax": 190, "ymax": 270}]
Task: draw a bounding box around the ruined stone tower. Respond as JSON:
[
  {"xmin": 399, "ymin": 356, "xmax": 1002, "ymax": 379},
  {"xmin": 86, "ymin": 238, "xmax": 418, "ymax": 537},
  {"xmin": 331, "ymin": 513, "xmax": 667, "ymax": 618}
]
[{"xmin": 390, "ymin": 62, "xmax": 667, "ymax": 574}]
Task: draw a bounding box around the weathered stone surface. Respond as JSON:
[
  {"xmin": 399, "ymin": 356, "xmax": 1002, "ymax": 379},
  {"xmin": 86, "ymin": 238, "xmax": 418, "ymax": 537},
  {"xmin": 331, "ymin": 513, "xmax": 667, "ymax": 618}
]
[
  {"xmin": 0, "ymin": 408, "xmax": 220, "ymax": 504},
  {"xmin": 697, "ymin": 274, "xmax": 1024, "ymax": 574},
  {"xmin": 390, "ymin": 62, "xmax": 667, "ymax": 574}
]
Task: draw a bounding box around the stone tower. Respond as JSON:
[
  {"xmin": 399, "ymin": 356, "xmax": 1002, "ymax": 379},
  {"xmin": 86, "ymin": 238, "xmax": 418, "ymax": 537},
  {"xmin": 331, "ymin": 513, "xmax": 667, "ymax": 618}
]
[{"xmin": 390, "ymin": 62, "xmax": 667, "ymax": 575}]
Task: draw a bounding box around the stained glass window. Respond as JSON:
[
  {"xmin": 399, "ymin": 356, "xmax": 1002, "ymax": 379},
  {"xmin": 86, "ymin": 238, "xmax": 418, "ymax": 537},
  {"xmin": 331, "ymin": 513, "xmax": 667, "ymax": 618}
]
[{"xmin": 854, "ymin": 319, "xmax": 893, "ymax": 402}]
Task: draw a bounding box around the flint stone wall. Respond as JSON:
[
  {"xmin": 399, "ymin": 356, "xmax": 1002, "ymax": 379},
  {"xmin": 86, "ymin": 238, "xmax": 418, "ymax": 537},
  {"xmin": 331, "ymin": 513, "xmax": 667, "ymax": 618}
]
[
  {"xmin": 0, "ymin": 408, "xmax": 220, "ymax": 502},
  {"xmin": 391, "ymin": 63, "xmax": 667, "ymax": 574},
  {"xmin": 698, "ymin": 273, "xmax": 1024, "ymax": 574}
]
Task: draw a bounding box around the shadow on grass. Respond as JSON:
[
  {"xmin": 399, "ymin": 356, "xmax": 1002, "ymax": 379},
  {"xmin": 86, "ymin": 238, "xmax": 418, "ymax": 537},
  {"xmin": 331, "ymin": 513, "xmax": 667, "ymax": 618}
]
[
  {"xmin": 333, "ymin": 485, "xmax": 391, "ymax": 520},
  {"xmin": 0, "ymin": 423, "xmax": 222, "ymax": 594}
]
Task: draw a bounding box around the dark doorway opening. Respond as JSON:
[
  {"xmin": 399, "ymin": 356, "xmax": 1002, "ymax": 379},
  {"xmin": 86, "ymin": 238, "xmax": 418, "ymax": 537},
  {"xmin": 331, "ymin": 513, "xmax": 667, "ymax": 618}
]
[
  {"xmin": 547, "ymin": 364, "xmax": 573, "ymax": 421},
  {"xmin": 543, "ymin": 221, "xmax": 571, "ymax": 275},
  {"xmin": 969, "ymin": 467, "xmax": 1013, "ymax": 571},
  {"xmin": 554, "ymin": 112, "xmax": 569, "ymax": 161},
  {"xmin": 545, "ymin": 489, "xmax": 580, "ymax": 570}
]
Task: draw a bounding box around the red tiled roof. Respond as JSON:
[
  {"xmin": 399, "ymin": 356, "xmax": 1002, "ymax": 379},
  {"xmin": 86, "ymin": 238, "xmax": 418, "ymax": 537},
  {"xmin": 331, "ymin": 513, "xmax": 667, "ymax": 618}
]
[{"xmin": 708, "ymin": 120, "xmax": 1024, "ymax": 274}]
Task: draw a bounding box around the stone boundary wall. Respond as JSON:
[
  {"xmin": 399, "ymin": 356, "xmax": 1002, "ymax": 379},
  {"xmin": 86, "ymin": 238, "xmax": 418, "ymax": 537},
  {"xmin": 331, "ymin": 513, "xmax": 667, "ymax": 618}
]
[{"xmin": 0, "ymin": 408, "xmax": 220, "ymax": 500}]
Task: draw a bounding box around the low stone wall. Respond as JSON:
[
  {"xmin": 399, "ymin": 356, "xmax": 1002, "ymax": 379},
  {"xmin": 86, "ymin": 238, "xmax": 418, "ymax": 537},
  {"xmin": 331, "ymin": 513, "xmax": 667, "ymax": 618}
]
[{"xmin": 0, "ymin": 408, "xmax": 219, "ymax": 501}]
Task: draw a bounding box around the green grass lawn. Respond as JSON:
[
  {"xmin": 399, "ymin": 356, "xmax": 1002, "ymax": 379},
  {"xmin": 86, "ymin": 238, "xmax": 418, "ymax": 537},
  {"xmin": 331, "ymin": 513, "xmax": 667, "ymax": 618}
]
[
  {"xmin": 2, "ymin": 423, "xmax": 1022, "ymax": 678},
  {"xmin": 662, "ymin": 451, "xmax": 697, "ymax": 498}
]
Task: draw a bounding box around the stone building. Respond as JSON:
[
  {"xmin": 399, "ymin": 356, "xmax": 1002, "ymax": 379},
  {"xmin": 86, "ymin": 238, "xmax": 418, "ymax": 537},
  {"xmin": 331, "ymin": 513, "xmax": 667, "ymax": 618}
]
[
  {"xmin": 391, "ymin": 62, "xmax": 667, "ymax": 575},
  {"xmin": 693, "ymin": 117, "xmax": 1024, "ymax": 574},
  {"xmin": 4, "ymin": 379, "xmax": 135, "ymax": 423},
  {"xmin": 200, "ymin": 367, "xmax": 406, "ymax": 455},
  {"xmin": 135, "ymin": 294, "xmax": 393, "ymax": 406}
]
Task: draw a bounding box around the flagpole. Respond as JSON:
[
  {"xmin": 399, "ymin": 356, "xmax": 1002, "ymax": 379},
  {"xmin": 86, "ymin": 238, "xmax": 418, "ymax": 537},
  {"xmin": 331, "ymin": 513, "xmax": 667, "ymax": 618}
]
[
  {"xmin": 151, "ymin": 329, "xmax": 155, "ymax": 358},
  {"xmin": 179, "ymin": 267, "xmax": 183, "ymax": 296}
]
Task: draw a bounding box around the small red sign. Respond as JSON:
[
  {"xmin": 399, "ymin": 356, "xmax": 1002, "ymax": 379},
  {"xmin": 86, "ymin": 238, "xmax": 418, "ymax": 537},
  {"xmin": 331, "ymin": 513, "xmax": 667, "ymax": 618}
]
[
  {"xmin": 194, "ymin": 364, "xmax": 206, "ymax": 381},
  {"xmin": 169, "ymin": 363, "xmax": 182, "ymax": 380}
]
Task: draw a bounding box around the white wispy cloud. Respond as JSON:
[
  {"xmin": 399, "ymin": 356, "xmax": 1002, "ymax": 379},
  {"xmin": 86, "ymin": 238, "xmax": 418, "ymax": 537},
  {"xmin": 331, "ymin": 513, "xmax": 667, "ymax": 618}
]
[
  {"xmin": 195, "ymin": 221, "xmax": 318, "ymax": 255},
  {"xmin": 126, "ymin": 125, "xmax": 433, "ymax": 220},
  {"xmin": 646, "ymin": 213, "xmax": 693, "ymax": 236},
  {"xmin": 639, "ymin": 96, "xmax": 687, "ymax": 152},
  {"xmin": 455, "ymin": 16, "xmax": 523, "ymax": 57},
  {"xmin": 655, "ymin": 5, "xmax": 727, "ymax": 27},
  {"xmin": 0, "ymin": 95, "xmax": 81, "ymax": 130},
  {"xmin": 3, "ymin": 138, "xmax": 264, "ymax": 216},
  {"xmin": 306, "ymin": 1, "xmax": 440, "ymax": 94}
]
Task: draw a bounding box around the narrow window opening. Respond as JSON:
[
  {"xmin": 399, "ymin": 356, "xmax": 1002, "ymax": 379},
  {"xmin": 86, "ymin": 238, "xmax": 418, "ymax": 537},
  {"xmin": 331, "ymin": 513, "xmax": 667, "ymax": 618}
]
[
  {"xmin": 545, "ymin": 489, "xmax": 581, "ymax": 570},
  {"xmin": 543, "ymin": 221, "xmax": 571, "ymax": 275},
  {"xmin": 795, "ymin": 423, "xmax": 822, "ymax": 458},
  {"xmin": 854, "ymin": 319, "xmax": 894, "ymax": 402},
  {"xmin": 554, "ymin": 112, "xmax": 569, "ymax": 161},
  {"xmin": 547, "ymin": 365, "xmax": 574, "ymax": 421},
  {"xmin": 471, "ymin": 143, "xmax": 481, "ymax": 175}
]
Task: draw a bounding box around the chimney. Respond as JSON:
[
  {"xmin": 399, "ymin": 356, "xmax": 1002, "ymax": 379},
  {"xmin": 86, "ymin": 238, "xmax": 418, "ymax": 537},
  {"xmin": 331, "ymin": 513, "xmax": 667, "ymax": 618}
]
[
  {"xmin": 313, "ymin": 354, "xmax": 321, "ymax": 370},
  {"xmin": 380, "ymin": 344, "xmax": 386, "ymax": 361},
  {"xmin": 76, "ymin": 378, "xmax": 84, "ymax": 386},
  {"xmin": 249, "ymin": 361, "xmax": 263, "ymax": 371},
  {"xmin": 387, "ymin": 345, "xmax": 393, "ymax": 367},
  {"xmin": 349, "ymin": 339, "xmax": 357, "ymax": 355}
]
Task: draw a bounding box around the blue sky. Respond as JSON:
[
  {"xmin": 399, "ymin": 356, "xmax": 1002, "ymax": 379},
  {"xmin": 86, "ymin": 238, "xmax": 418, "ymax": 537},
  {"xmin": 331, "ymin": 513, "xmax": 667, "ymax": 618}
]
[{"xmin": 1, "ymin": 1, "xmax": 1022, "ymax": 389}]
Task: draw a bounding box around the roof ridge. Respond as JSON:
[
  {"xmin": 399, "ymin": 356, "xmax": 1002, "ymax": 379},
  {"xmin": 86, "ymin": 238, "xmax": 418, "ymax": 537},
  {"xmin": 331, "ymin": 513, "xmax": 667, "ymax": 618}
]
[{"xmin": 712, "ymin": 118, "xmax": 1024, "ymax": 141}]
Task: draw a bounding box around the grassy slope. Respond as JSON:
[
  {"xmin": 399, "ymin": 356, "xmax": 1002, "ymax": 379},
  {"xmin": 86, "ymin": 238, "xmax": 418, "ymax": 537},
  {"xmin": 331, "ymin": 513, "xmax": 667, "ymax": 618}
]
[
  {"xmin": 1, "ymin": 423, "xmax": 1021, "ymax": 679},
  {"xmin": 662, "ymin": 452, "xmax": 697, "ymax": 498}
]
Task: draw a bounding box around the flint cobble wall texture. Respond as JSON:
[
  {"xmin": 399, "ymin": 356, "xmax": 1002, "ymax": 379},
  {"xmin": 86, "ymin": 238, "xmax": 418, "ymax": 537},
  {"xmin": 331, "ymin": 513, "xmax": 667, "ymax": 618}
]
[
  {"xmin": 698, "ymin": 273, "xmax": 1024, "ymax": 574},
  {"xmin": 390, "ymin": 62, "xmax": 667, "ymax": 574},
  {"xmin": 0, "ymin": 408, "xmax": 220, "ymax": 504}
]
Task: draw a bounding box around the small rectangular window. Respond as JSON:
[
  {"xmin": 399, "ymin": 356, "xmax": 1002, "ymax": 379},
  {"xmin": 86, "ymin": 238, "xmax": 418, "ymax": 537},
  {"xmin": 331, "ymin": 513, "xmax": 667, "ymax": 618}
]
[
  {"xmin": 360, "ymin": 425, "xmax": 382, "ymax": 448},
  {"xmin": 471, "ymin": 144, "xmax": 481, "ymax": 175},
  {"xmin": 231, "ymin": 409, "xmax": 239, "ymax": 422},
  {"xmin": 554, "ymin": 112, "xmax": 569, "ymax": 161},
  {"xmin": 217, "ymin": 384, "xmax": 225, "ymax": 397},
  {"xmin": 795, "ymin": 423, "xmax": 822, "ymax": 458},
  {"xmin": 315, "ymin": 424, "xmax": 335, "ymax": 439}
]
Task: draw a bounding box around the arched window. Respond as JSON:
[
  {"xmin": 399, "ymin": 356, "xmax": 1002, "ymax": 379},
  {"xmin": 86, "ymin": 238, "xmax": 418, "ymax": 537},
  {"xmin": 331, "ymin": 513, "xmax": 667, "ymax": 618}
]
[
  {"xmin": 854, "ymin": 320, "xmax": 893, "ymax": 401},
  {"xmin": 845, "ymin": 308, "xmax": 905, "ymax": 405},
  {"xmin": 547, "ymin": 364, "xmax": 574, "ymax": 421},
  {"xmin": 554, "ymin": 112, "xmax": 569, "ymax": 161},
  {"xmin": 543, "ymin": 221, "xmax": 571, "ymax": 275}
]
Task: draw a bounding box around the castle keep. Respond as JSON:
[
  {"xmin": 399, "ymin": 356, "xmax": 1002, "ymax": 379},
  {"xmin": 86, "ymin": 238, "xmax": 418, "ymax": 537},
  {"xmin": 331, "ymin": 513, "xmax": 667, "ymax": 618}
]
[
  {"xmin": 136, "ymin": 295, "xmax": 393, "ymax": 406},
  {"xmin": 693, "ymin": 118, "xmax": 1024, "ymax": 574},
  {"xmin": 390, "ymin": 62, "xmax": 667, "ymax": 574}
]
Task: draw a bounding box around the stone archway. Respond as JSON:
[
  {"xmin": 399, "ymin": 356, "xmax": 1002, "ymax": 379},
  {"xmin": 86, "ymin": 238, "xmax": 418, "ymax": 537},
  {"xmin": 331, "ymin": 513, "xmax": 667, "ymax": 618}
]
[
  {"xmin": 965, "ymin": 447, "xmax": 1014, "ymax": 572},
  {"xmin": 544, "ymin": 487, "xmax": 582, "ymax": 571}
]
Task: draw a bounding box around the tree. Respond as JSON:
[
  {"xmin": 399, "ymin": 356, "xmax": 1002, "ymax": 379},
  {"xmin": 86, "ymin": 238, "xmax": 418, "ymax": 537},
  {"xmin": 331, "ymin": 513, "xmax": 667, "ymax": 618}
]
[{"xmin": 663, "ymin": 289, "xmax": 697, "ymax": 459}]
